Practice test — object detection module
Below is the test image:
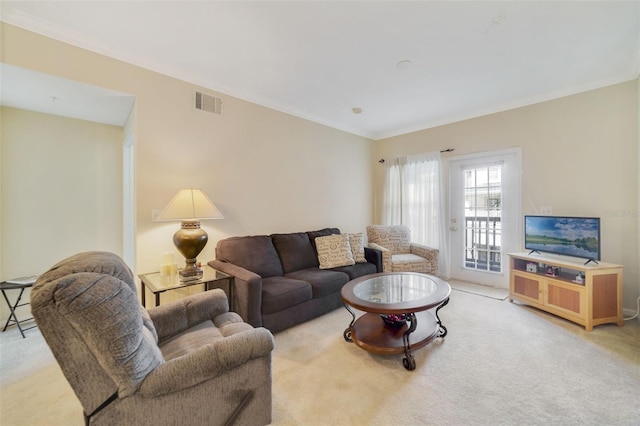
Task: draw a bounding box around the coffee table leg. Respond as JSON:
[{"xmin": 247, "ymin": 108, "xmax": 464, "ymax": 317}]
[
  {"xmin": 343, "ymin": 304, "xmax": 356, "ymax": 342},
  {"xmin": 402, "ymin": 313, "xmax": 418, "ymax": 370},
  {"xmin": 435, "ymin": 297, "xmax": 450, "ymax": 337}
]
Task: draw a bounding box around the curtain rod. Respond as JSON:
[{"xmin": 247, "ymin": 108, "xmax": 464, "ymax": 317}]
[{"xmin": 378, "ymin": 148, "xmax": 454, "ymax": 164}]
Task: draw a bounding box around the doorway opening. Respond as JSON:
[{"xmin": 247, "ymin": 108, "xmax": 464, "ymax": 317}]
[{"xmin": 448, "ymin": 148, "xmax": 521, "ymax": 288}]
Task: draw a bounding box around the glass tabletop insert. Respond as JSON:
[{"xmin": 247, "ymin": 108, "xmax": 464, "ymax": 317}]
[{"xmin": 353, "ymin": 274, "xmax": 438, "ymax": 304}]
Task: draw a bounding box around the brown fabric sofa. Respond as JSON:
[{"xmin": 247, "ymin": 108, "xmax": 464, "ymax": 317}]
[
  {"xmin": 209, "ymin": 228, "xmax": 382, "ymax": 333},
  {"xmin": 31, "ymin": 251, "xmax": 274, "ymax": 426}
]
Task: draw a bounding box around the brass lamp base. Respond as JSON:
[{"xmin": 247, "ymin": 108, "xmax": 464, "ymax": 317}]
[
  {"xmin": 173, "ymin": 220, "xmax": 208, "ymax": 282},
  {"xmin": 179, "ymin": 260, "xmax": 204, "ymax": 282}
]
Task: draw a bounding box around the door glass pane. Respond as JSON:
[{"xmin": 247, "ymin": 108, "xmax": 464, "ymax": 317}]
[{"xmin": 463, "ymin": 164, "xmax": 502, "ymax": 273}]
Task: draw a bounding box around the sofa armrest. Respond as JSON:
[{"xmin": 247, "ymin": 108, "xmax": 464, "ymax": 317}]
[
  {"xmin": 148, "ymin": 289, "xmax": 229, "ymax": 341},
  {"xmin": 138, "ymin": 327, "xmax": 274, "ymax": 397},
  {"xmin": 367, "ymin": 243, "xmax": 391, "ymax": 272},
  {"xmin": 209, "ymin": 260, "xmax": 264, "ymax": 328},
  {"xmin": 410, "ymin": 243, "xmax": 439, "ymax": 274},
  {"xmin": 364, "ymin": 247, "xmax": 383, "ymax": 273}
]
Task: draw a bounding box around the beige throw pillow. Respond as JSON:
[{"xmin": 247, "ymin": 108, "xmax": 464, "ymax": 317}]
[
  {"xmin": 316, "ymin": 234, "xmax": 355, "ymax": 269},
  {"xmin": 347, "ymin": 233, "xmax": 367, "ymax": 263}
]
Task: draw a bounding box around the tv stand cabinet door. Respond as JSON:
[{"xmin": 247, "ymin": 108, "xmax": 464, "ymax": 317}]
[
  {"xmin": 510, "ymin": 271, "xmax": 543, "ymax": 305},
  {"xmin": 543, "ymin": 279, "xmax": 586, "ymax": 325}
]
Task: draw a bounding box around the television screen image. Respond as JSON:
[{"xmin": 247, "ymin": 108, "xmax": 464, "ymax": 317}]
[{"xmin": 524, "ymin": 216, "xmax": 601, "ymax": 262}]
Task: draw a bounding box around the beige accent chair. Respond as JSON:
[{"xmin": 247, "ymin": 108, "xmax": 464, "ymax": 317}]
[
  {"xmin": 31, "ymin": 251, "xmax": 274, "ymax": 426},
  {"xmin": 366, "ymin": 225, "xmax": 439, "ymax": 274}
]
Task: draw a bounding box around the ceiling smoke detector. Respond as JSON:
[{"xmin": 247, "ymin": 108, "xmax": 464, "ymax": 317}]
[{"xmin": 396, "ymin": 60, "xmax": 412, "ymax": 71}]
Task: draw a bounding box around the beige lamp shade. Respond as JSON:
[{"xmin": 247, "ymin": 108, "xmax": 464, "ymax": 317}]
[
  {"xmin": 157, "ymin": 189, "xmax": 223, "ymax": 281},
  {"xmin": 157, "ymin": 188, "xmax": 224, "ymax": 221}
]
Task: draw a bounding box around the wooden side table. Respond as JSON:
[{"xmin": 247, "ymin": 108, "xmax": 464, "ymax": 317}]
[
  {"xmin": 0, "ymin": 281, "xmax": 38, "ymax": 338},
  {"xmin": 138, "ymin": 265, "xmax": 234, "ymax": 308}
]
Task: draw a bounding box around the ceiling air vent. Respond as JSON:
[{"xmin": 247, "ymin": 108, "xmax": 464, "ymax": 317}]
[{"xmin": 194, "ymin": 91, "xmax": 223, "ymax": 115}]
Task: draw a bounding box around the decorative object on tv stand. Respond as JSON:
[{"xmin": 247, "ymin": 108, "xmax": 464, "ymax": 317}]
[{"xmin": 157, "ymin": 189, "xmax": 224, "ymax": 282}]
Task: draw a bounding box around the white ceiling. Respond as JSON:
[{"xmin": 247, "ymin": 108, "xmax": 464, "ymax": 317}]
[{"xmin": 1, "ymin": 1, "xmax": 639, "ymax": 139}]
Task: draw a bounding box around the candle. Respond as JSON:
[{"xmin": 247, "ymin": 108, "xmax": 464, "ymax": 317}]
[
  {"xmin": 160, "ymin": 252, "xmax": 177, "ymax": 277},
  {"xmin": 160, "ymin": 264, "xmax": 171, "ymax": 277},
  {"xmin": 162, "ymin": 252, "xmax": 174, "ymax": 265}
]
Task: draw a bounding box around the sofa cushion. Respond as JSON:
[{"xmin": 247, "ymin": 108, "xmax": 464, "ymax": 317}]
[
  {"xmin": 347, "ymin": 233, "xmax": 367, "ymax": 263},
  {"xmin": 331, "ymin": 262, "xmax": 377, "ymax": 280},
  {"xmin": 215, "ymin": 235, "xmax": 283, "ymax": 278},
  {"xmin": 285, "ymin": 268, "xmax": 349, "ymax": 298},
  {"xmin": 316, "ymin": 234, "xmax": 356, "ymax": 269},
  {"xmin": 261, "ymin": 276, "xmax": 313, "ymax": 315},
  {"xmin": 307, "ymin": 228, "xmax": 341, "ymax": 253},
  {"xmin": 391, "ymin": 253, "xmax": 432, "ymax": 273},
  {"xmin": 271, "ymin": 232, "xmax": 318, "ymax": 273}
]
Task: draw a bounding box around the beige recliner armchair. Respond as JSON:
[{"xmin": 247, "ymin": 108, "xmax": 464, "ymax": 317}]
[
  {"xmin": 31, "ymin": 251, "xmax": 274, "ymax": 426},
  {"xmin": 367, "ymin": 225, "xmax": 439, "ymax": 275}
]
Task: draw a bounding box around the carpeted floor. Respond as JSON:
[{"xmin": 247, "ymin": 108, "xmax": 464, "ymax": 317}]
[
  {"xmin": 448, "ymin": 279, "xmax": 509, "ymax": 300},
  {"xmin": 1, "ymin": 287, "xmax": 639, "ymax": 425}
]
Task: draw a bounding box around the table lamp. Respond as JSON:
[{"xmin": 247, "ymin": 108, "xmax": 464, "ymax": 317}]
[{"xmin": 157, "ymin": 189, "xmax": 224, "ymax": 281}]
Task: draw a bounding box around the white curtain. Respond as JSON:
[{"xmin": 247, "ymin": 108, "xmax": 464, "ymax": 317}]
[
  {"xmin": 382, "ymin": 156, "xmax": 405, "ymax": 226},
  {"xmin": 382, "ymin": 152, "xmax": 448, "ymax": 275}
]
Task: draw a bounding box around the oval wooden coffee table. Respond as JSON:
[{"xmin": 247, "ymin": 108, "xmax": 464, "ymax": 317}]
[{"xmin": 341, "ymin": 272, "xmax": 450, "ymax": 370}]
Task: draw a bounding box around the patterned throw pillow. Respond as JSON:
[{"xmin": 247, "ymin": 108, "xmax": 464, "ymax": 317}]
[
  {"xmin": 347, "ymin": 233, "xmax": 367, "ymax": 263},
  {"xmin": 316, "ymin": 234, "xmax": 356, "ymax": 269}
]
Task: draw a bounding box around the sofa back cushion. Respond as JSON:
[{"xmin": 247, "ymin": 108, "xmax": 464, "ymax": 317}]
[
  {"xmin": 271, "ymin": 232, "xmax": 318, "ymax": 274},
  {"xmin": 367, "ymin": 225, "xmax": 411, "ymax": 255},
  {"xmin": 216, "ymin": 235, "xmax": 284, "ymax": 278},
  {"xmin": 31, "ymin": 251, "xmax": 164, "ymax": 413}
]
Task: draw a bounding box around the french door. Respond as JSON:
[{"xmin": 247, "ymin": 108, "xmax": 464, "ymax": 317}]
[{"xmin": 447, "ymin": 149, "xmax": 521, "ymax": 288}]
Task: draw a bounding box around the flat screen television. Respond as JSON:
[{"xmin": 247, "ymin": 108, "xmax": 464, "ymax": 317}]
[{"xmin": 524, "ymin": 215, "xmax": 601, "ymax": 264}]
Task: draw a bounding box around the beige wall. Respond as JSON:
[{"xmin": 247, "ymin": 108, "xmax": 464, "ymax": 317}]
[
  {"xmin": 0, "ymin": 23, "xmax": 375, "ymax": 280},
  {"xmin": 1, "ymin": 107, "xmax": 123, "ymax": 317},
  {"xmin": 374, "ymin": 80, "xmax": 639, "ymax": 312},
  {"xmin": 2, "ymin": 22, "xmax": 637, "ymax": 314}
]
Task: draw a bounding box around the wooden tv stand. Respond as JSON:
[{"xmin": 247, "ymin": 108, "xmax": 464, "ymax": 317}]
[{"xmin": 508, "ymin": 253, "xmax": 623, "ymax": 331}]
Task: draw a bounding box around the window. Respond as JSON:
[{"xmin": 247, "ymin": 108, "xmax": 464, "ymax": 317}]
[{"xmin": 463, "ymin": 164, "xmax": 502, "ymax": 273}]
